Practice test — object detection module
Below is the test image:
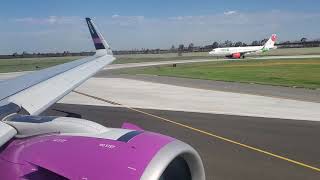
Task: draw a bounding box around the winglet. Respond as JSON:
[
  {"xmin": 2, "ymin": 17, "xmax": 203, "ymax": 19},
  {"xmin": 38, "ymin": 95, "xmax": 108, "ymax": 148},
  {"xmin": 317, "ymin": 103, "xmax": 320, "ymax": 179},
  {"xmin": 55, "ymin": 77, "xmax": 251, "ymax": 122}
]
[{"xmin": 85, "ymin": 17, "xmax": 112, "ymax": 55}]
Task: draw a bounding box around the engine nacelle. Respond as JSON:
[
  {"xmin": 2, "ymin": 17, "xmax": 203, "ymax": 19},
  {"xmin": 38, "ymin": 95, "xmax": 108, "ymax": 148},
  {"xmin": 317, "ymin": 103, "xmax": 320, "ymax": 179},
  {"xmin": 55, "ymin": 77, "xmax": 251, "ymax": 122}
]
[
  {"xmin": 231, "ymin": 52, "xmax": 241, "ymax": 59},
  {"xmin": 1, "ymin": 116, "xmax": 206, "ymax": 180},
  {"xmin": 226, "ymin": 52, "xmax": 242, "ymax": 59}
]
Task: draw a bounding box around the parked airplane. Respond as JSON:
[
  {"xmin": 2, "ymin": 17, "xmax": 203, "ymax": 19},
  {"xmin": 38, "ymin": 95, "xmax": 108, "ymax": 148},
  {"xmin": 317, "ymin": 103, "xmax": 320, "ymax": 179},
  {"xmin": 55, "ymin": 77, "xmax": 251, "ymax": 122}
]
[
  {"xmin": 209, "ymin": 34, "xmax": 277, "ymax": 59},
  {"xmin": 0, "ymin": 18, "xmax": 205, "ymax": 180}
]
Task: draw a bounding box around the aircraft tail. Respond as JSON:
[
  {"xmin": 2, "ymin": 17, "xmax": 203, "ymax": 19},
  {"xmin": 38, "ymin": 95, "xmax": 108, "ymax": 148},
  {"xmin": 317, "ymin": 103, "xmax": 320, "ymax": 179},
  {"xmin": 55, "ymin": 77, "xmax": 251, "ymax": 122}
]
[
  {"xmin": 85, "ymin": 17, "xmax": 112, "ymax": 55},
  {"xmin": 263, "ymin": 34, "xmax": 277, "ymax": 49}
]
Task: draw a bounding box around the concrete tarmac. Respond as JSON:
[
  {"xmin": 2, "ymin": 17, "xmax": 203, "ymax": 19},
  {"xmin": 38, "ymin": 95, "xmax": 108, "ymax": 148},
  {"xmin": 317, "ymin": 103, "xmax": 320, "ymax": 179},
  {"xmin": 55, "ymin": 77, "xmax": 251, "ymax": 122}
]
[
  {"xmin": 59, "ymin": 77, "xmax": 320, "ymax": 121},
  {"xmin": 100, "ymin": 74, "xmax": 320, "ymax": 103}
]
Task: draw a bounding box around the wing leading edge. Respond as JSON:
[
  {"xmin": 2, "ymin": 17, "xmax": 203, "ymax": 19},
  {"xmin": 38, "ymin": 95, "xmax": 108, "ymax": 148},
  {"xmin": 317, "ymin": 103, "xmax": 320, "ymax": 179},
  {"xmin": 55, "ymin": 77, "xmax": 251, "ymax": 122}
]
[{"xmin": 0, "ymin": 17, "xmax": 115, "ymax": 115}]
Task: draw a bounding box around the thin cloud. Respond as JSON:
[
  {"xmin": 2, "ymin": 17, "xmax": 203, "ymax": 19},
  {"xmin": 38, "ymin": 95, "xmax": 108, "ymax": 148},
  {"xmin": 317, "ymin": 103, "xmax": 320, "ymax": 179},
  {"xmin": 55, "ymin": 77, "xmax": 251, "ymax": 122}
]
[
  {"xmin": 111, "ymin": 14, "xmax": 120, "ymax": 18},
  {"xmin": 224, "ymin": 11, "xmax": 237, "ymax": 15},
  {"xmin": 13, "ymin": 16, "xmax": 80, "ymax": 25},
  {"xmin": 108, "ymin": 15, "xmax": 145, "ymax": 27}
]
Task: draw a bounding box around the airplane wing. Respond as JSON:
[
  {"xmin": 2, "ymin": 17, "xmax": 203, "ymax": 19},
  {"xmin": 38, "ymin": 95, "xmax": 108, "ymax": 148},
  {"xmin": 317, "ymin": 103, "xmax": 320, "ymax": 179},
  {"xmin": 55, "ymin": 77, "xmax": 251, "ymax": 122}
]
[
  {"xmin": 0, "ymin": 18, "xmax": 205, "ymax": 180},
  {"xmin": 0, "ymin": 18, "xmax": 115, "ymax": 116}
]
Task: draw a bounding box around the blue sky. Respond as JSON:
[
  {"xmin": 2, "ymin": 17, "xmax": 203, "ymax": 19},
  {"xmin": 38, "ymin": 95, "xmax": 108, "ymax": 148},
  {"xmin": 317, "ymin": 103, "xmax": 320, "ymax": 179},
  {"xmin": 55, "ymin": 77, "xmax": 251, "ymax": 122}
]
[{"xmin": 0, "ymin": 0, "xmax": 319, "ymax": 54}]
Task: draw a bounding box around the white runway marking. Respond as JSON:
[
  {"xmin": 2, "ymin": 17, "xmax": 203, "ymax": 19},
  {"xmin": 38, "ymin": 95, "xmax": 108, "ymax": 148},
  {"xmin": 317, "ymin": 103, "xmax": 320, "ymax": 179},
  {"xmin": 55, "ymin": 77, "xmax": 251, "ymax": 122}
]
[{"xmin": 59, "ymin": 77, "xmax": 320, "ymax": 121}]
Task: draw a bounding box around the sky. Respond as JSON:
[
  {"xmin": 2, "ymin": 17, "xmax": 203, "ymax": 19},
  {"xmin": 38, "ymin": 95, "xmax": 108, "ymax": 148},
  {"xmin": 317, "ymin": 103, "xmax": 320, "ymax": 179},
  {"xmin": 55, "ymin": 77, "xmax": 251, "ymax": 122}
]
[{"xmin": 0, "ymin": 0, "xmax": 320, "ymax": 54}]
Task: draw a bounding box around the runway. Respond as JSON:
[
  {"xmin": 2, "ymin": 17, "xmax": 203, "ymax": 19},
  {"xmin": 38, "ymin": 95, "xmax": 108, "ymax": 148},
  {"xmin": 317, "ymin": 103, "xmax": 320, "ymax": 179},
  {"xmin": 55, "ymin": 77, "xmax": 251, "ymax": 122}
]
[{"xmin": 43, "ymin": 103, "xmax": 320, "ymax": 180}]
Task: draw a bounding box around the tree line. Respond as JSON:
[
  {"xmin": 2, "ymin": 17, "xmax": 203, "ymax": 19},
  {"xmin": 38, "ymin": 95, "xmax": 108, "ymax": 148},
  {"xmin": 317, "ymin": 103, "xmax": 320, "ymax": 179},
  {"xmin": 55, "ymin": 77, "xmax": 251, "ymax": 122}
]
[
  {"xmin": 114, "ymin": 37, "xmax": 320, "ymax": 55},
  {"xmin": 1, "ymin": 37, "xmax": 319, "ymax": 58}
]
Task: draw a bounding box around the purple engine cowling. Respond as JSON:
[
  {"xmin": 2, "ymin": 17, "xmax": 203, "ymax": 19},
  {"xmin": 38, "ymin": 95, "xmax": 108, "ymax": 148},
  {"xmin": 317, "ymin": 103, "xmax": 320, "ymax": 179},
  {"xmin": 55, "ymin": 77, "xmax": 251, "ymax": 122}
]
[{"xmin": 0, "ymin": 125, "xmax": 205, "ymax": 180}]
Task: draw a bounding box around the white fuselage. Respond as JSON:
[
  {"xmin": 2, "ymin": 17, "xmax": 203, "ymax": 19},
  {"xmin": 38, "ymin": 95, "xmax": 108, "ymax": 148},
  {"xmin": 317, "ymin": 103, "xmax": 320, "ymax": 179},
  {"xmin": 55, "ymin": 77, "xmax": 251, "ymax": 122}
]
[
  {"xmin": 209, "ymin": 46, "xmax": 264, "ymax": 56},
  {"xmin": 209, "ymin": 34, "xmax": 277, "ymax": 58}
]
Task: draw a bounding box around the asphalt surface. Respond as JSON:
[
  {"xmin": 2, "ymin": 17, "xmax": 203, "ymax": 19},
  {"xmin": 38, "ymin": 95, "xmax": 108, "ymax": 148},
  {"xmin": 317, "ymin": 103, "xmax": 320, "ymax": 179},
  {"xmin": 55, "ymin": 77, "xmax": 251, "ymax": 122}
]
[{"xmin": 43, "ymin": 104, "xmax": 320, "ymax": 180}]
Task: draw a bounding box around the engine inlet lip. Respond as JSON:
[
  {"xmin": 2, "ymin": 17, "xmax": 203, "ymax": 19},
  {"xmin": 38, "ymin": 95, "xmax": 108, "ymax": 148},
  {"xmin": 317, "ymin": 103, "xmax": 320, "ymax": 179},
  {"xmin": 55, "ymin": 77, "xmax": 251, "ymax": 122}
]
[{"xmin": 140, "ymin": 140, "xmax": 205, "ymax": 180}]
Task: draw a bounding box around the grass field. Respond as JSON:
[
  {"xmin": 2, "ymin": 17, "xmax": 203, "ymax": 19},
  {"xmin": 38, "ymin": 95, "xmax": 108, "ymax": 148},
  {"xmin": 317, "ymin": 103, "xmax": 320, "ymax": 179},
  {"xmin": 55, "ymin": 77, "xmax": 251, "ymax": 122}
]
[
  {"xmin": 0, "ymin": 47, "xmax": 319, "ymax": 72},
  {"xmin": 120, "ymin": 58, "xmax": 320, "ymax": 89},
  {"xmin": 0, "ymin": 55, "xmax": 214, "ymax": 73},
  {"xmin": 0, "ymin": 57, "xmax": 80, "ymax": 73}
]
